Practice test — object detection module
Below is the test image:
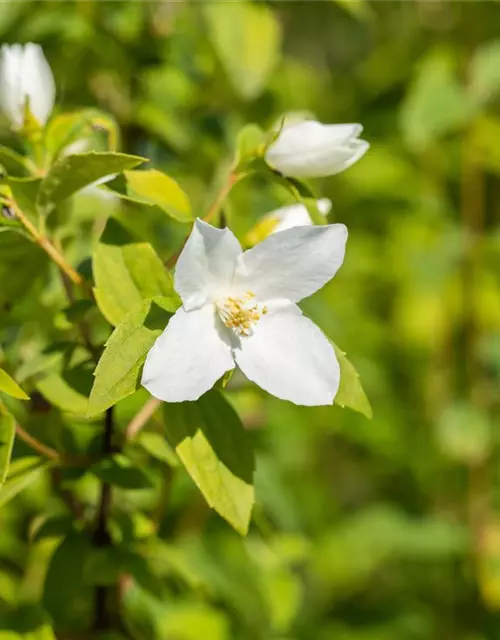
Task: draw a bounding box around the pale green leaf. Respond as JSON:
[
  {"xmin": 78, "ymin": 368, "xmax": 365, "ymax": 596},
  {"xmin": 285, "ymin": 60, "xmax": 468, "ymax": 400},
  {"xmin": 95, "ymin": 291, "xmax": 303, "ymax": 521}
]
[
  {"xmin": 204, "ymin": 1, "xmax": 281, "ymax": 99},
  {"xmin": 333, "ymin": 344, "xmax": 372, "ymax": 419},
  {"xmin": 0, "ymin": 409, "xmax": 15, "ymax": 485},
  {"xmin": 332, "ymin": 0, "xmax": 374, "ymax": 21},
  {"xmin": 136, "ymin": 431, "xmax": 179, "ymax": 467},
  {"xmin": 0, "ymin": 368, "xmax": 29, "ymax": 400},
  {"xmin": 37, "ymin": 151, "xmax": 145, "ymax": 215},
  {"xmin": 470, "ymin": 41, "xmax": 500, "ymax": 107},
  {"xmin": 93, "ymin": 218, "xmax": 180, "ymax": 327},
  {"xmin": 36, "ymin": 363, "xmax": 93, "ymax": 416},
  {"xmin": 0, "ymin": 458, "xmax": 50, "ymax": 508},
  {"xmin": 109, "ymin": 169, "xmax": 192, "ymax": 222},
  {"xmin": 165, "ymin": 391, "xmax": 255, "ymax": 535},
  {"xmin": 87, "ymin": 297, "xmax": 176, "ymax": 416},
  {"xmin": 401, "ymin": 49, "xmax": 472, "ymax": 150}
]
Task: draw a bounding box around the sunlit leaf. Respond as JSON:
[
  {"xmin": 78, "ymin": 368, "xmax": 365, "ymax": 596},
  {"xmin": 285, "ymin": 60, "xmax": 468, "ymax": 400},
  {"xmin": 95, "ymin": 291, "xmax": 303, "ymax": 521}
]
[
  {"xmin": 332, "ymin": 344, "xmax": 372, "ymax": 419},
  {"xmin": 204, "ymin": 1, "xmax": 281, "ymax": 99},
  {"xmin": 37, "ymin": 151, "xmax": 145, "ymax": 215},
  {"xmin": 93, "ymin": 218, "xmax": 179, "ymax": 327},
  {"xmin": 87, "ymin": 297, "xmax": 176, "ymax": 416},
  {"xmin": 165, "ymin": 391, "xmax": 255, "ymax": 535},
  {"xmin": 0, "ymin": 368, "xmax": 29, "ymax": 400}
]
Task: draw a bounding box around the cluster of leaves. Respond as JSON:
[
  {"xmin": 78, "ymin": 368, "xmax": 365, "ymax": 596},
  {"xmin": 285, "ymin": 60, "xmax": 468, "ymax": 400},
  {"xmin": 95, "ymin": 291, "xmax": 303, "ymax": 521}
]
[{"xmin": 1, "ymin": 1, "xmax": 500, "ymax": 640}]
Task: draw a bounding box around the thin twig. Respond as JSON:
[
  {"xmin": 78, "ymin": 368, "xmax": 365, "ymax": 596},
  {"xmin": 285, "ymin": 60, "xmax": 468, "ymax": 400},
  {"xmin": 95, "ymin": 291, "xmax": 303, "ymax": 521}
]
[
  {"xmin": 125, "ymin": 397, "xmax": 161, "ymax": 442},
  {"xmin": 15, "ymin": 423, "xmax": 60, "ymax": 461},
  {"xmin": 9, "ymin": 198, "xmax": 85, "ymax": 287}
]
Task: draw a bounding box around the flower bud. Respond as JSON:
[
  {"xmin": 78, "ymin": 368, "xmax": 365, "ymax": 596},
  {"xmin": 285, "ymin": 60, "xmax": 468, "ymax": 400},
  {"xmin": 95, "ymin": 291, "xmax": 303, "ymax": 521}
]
[{"xmin": 0, "ymin": 43, "xmax": 55, "ymax": 128}]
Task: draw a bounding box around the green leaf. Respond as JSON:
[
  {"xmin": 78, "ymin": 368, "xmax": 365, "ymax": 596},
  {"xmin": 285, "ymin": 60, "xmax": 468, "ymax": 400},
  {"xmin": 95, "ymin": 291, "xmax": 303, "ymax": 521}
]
[
  {"xmin": 236, "ymin": 124, "xmax": 266, "ymax": 167},
  {"xmin": 204, "ymin": 1, "xmax": 281, "ymax": 99},
  {"xmin": 0, "ymin": 409, "xmax": 15, "ymax": 486},
  {"xmin": 332, "ymin": 0, "xmax": 374, "ymax": 21},
  {"xmin": 93, "ymin": 218, "xmax": 180, "ymax": 327},
  {"xmin": 0, "ymin": 146, "xmax": 28, "ymax": 177},
  {"xmin": 401, "ymin": 48, "xmax": 472, "ymax": 150},
  {"xmin": 43, "ymin": 532, "xmax": 93, "ymax": 630},
  {"xmin": 0, "ymin": 368, "xmax": 29, "ymax": 400},
  {"xmin": 36, "ymin": 363, "xmax": 93, "ymax": 415},
  {"xmin": 0, "ymin": 458, "xmax": 50, "ymax": 509},
  {"xmin": 469, "ymin": 41, "xmax": 500, "ymax": 107},
  {"xmin": 87, "ymin": 297, "xmax": 175, "ymax": 416},
  {"xmin": 165, "ymin": 391, "xmax": 255, "ymax": 535},
  {"xmin": 91, "ymin": 454, "xmax": 154, "ymax": 490},
  {"xmin": 136, "ymin": 431, "xmax": 179, "ymax": 467},
  {"xmin": 105, "ymin": 169, "xmax": 192, "ymax": 223},
  {"xmin": 332, "ymin": 344, "xmax": 372, "ymax": 419},
  {"xmin": 37, "ymin": 151, "xmax": 145, "ymax": 215}
]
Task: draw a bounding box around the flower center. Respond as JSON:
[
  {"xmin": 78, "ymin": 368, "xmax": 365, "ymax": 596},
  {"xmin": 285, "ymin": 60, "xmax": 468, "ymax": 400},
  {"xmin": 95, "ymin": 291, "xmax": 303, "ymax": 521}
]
[{"xmin": 216, "ymin": 291, "xmax": 267, "ymax": 337}]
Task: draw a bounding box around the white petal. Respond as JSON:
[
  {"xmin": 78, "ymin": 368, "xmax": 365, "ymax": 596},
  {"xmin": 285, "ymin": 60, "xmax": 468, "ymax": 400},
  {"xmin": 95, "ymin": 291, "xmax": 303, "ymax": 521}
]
[
  {"xmin": 269, "ymin": 198, "xmax": 332, "ymax": 234},
  {"xmin": 141, "ymin": 305, "xmax": 234, "ymax": 403},
  {"xmin": 175, "ymin": 219, "xmax": 242, "ymax": 311},
  {"xmin": 234, "ymin": 223, "xmax": 347, "ymax": 303},
  {"xmin": 0, "ymin": 44, "xmax": 24, "ymax": 126},
  {"xmin": 233, "ymin": 304, "xmax": 339, "ymax": 405},
  {"xmin": 21, "ymin": 43, "xmax": 55, "ymax": 125},
  {"xmin": 265, "ymin": 120, "xmax": 368, "ymax": 178}
]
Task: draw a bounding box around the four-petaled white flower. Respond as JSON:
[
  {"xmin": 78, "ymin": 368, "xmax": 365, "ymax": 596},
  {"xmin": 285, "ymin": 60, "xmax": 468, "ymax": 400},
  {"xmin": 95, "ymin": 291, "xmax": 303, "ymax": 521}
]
[
  {"xmin": 265, "ymin": 120, "xmax": 369, "ymax": 179},
  {"xmin": 142, "ymin": 219, "xmax": 347, "ymax": 406},
  {"xmin": 264, "ymin": 198, "xmax": 332, "ymax": 234},
  {"xmin": 0, "ymin": 43, "xmax": 55, "ymax": 128}
]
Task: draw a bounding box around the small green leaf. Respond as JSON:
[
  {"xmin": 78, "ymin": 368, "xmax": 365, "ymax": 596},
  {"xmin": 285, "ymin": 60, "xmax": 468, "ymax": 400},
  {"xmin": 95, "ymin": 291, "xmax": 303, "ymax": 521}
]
[
  {"xmin": 332, "ymin": 0, "xmax": 374, "ymax": 21},
  {"xmin": 332, "ymin": 344, "xmax": 372, "ymax": 419},
  {"xmin": 165, "ymin": 391, "xmax": 255, "ymax": 535},
  {"xmin": 93, "ymin": 218, "xmax": 180, "ymax": 327},
  {"xmin": 0, "ymin": 146, "xmax": 28, "ymax": 177},
  {"xmin": 91, "ymin": 454, "xmax": 154, "ymax": 489},
  {"xmin": 136, "ymin": 431, "xmax": 179, "ymax": 467},
  {"xmin": 37, "ymin": 151, "xmax": 145, "ymax": 215},
  {"xmin": 0, "ymin": 458, "xmax": 50, "ymax": 508},
  {"xmin": 0, "ymin": 368, "xmax": 29, "ymax": 400},
  {"xmin": 0, "ymin": 409, "xmax": 15, "ymax": 486},
  {"xmin": 204, "ymin": 1, "xmax": 281, "ymax": 99},
  {"xmin": 236, "ymin": 124, "xmax": 266, "ymax": 167},
  {"xmin": 469, "ymin": 41, "xmax": 500, "ymax": 107},
  {"xmin": 87, "ymin": 297, "xmax": 176, "ymax": 416},
  {"xmin": 108, "ymin": 169, "xmax": 192, "ymax": 223},
  {"xmin": 36, "ymin": 363, "xmax": 93, "ymax": 416}
]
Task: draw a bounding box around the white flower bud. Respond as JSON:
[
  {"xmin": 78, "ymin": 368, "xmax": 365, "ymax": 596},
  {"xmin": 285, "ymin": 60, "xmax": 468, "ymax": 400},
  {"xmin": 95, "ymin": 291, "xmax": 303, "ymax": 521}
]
[
  {"xmin": 0, "ymin": 43, "xmax": 55, "ymax": 128},
  {"xmin": 265, "ymin": 120, "xmax": 369, "ymax": 179}
]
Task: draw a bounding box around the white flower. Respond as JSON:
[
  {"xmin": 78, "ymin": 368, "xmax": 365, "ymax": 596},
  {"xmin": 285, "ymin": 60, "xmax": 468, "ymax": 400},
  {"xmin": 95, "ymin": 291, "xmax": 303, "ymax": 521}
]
[
  {"xmin": 142, "ymin": 219, "xmax": 347, "ymax": 406},
  {"xmin": 0, "ymin": 43, "xmax": 55, "ymax": 128},
  {"xmin": 265, "ymin": 198, "xmax": 332, "ymax": 234},
  {"xmin": 265, "ymin": 120, "xmax": 369, "ymax": 179}
]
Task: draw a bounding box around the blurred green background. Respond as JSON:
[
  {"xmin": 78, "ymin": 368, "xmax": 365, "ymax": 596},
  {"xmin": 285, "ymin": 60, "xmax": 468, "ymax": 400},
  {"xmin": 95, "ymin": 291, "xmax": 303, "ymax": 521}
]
[{"xmin": 2, "ymin": 1, "xmax": 500, "ymax": 639}]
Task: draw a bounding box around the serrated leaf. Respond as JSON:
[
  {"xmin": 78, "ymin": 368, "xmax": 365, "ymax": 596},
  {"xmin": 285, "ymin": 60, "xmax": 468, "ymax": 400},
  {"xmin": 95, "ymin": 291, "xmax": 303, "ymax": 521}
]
[
  {"xmin": 37, "ymin": 151, "xmax": 145, "ymax": 215},
  {"xmin": 165, "ymin": 391, "xmax": 255, "ymax": 535},
  {"xmin": 93, "ymin": 218, "xmax": 180, "ymax": 326},
  {"xmin": 0, "ymin": 368, "xmax": 29, "ymax": 400},
  {"xmin": 0, "ymin": 409, "xmax": 15, "ymax": 485},
  {"xmin": 105, "ymin": 169, "xmax": 192, "ymax": 223},
  {"xmin": 204, "ymin": 1, "xmax": 281, "ymax": 99},
  {"xmin": 0, "ymin": 458, "xmax": 50, "ymax": 508},
  {"xmin": 88, "ymin": 297, "xmax": 176, "ymax": 416},
  {"xmin": 332, "ymin": 344, "xmax": 372, "ymax": 419}
]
